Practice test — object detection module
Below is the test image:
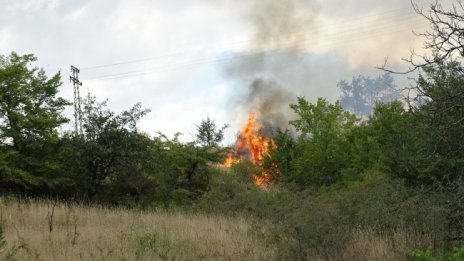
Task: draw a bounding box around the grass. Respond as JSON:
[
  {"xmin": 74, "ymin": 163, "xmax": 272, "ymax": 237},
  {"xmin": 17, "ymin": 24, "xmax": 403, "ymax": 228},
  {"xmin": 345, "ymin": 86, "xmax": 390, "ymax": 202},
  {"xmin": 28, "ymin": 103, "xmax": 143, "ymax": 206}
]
[
  {"xmin": 0, "ymin": 197, "xmax": 445, "ymax": 260},
  {"xmin": 0, "ymin": 199, "xmax": 275, "ymax": 260}
]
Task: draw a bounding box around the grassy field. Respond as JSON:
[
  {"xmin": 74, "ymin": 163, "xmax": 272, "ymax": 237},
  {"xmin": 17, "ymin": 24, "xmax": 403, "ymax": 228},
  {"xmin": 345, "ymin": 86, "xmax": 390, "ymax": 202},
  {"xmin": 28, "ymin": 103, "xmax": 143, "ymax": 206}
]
[
  {"xmin": 0, "ymin": 199, "xmax": 275, "ymax": 260},
  {"xmin": 0, "ymin": 198, "xmax": 441, "ymax": 260}
]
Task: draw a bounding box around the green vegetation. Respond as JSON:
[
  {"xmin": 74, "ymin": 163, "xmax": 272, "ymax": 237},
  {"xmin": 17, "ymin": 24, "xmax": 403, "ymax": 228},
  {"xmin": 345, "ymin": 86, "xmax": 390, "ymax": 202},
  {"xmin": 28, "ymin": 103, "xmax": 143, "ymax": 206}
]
[{"xmin": 2, "ymin": 1, "xmax": 464, "ymax": 260}]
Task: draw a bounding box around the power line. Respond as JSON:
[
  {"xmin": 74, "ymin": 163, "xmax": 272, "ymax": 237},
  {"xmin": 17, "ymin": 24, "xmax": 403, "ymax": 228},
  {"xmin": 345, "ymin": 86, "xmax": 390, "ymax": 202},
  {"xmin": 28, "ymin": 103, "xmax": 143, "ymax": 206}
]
[
  {"xmin": 79, "ymin": 7, "xmax": 417, "ymax": 72},
  {"xmin": 82, "ymin": 17, "xmax": 426, "ymax": 81},
  {"xmin": 85, "ymin": 21, "xmax": 423, "ymax": 80}
]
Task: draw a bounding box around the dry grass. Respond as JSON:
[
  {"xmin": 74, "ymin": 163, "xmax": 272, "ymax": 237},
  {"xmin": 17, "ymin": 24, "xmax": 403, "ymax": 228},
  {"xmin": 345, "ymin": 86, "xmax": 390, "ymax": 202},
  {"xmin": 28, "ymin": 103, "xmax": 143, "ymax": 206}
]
[
  {"xmin": 0, "ymin": 198, "xmax": 438, "ymax": 260},
  {"xmin": 0, "ymin": 199, "xmax": 275, "ymax": 260}
]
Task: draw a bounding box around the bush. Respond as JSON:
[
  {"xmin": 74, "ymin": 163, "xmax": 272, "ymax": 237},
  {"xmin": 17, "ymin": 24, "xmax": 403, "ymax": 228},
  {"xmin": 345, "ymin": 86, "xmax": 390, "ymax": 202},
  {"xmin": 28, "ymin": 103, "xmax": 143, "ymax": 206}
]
[{"xmin": 268, "ymin": 171, "xmax": 449, "ymax": 259}]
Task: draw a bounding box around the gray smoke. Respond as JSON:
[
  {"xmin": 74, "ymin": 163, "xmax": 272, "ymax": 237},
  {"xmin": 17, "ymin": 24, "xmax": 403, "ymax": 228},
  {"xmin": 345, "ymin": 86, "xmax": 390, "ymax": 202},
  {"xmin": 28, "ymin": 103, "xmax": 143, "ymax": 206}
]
[
  {"xmin": 245, "ymin": 78, "xmax": 294, "ymax": 133},
  {"xmin": 211, "ymin": 0, "xmax": 420, "ymax": 138},
  {"xmin": 231, "ymin": 0, "xmax": 320, "ymax": 48},
  {"xmin": 218, "ymin": 0, "xmax": 321, "ymax": 130}
]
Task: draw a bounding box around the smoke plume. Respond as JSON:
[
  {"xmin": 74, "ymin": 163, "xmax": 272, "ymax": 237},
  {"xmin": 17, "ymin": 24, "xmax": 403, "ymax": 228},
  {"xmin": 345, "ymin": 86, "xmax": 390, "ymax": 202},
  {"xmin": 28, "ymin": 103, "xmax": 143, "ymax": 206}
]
[
  {"xmin": 230, "ymin": 0, "xmax": 320, "ymax": 48},
  {"xmin": 219, "ymin": 0, "xmax": 321, "ymax": 130},
  {"xmin": 245, "ymin": 78, "xmax": 294, "ymax": 133}
]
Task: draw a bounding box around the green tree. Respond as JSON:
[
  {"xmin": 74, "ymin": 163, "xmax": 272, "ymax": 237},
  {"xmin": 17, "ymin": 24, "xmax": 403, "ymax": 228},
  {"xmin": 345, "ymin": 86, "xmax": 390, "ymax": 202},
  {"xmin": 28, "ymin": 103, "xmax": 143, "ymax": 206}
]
[
  {"xmin": 370, "ymin": 63, "xmax": 464, "ymax": 245},
  {"xmin": 147, "ymin": 129, "xmax": 224, "ymax": 206},
  {"xmin": 379, "ymin": 1, "xmax": 464, "ymax": 246},
  {"xmin": 282, "ymin": 97, "xmax": 358, "ymax": 188},
  {"xmin": 61, "ymin": 95, "xmax": 151, "ymax": 199},
  {"xmin": 263, "ymin": 130, "xmax": 295, "ymax": 183},
  {"xmin": 415, "ymin": 62, "xmax": 464, "ymax": 243},
  {"xmin": 194, "ymin": 116, "xmax": 228, "ymax": 148},
  {"xmin": 0, "ymin": 52, "xmax": 70, "ymax": 194},
  {"xmin": 369, "ymin": 101, "xmax": 422, "ymax": 182}
]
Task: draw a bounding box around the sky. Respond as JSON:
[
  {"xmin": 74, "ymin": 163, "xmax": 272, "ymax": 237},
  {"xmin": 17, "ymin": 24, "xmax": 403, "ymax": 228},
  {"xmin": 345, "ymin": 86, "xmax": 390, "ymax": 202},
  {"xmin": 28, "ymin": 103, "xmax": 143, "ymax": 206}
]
[{"xmin": 0, "ymin": 0, "xmax": 439, "ymax": 144}]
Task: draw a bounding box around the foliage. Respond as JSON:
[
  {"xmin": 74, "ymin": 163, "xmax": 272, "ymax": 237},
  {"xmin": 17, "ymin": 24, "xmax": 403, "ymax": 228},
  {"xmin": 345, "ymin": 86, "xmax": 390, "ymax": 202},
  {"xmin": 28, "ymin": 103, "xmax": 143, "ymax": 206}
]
[
  {"xmin": 0, "ymin": 52, "xmax": 70, "ymax": 194},
  {"xmin": 414, "ymin": 63, "xmax": 464, "ymax": 184},
  {"xmin": 197, "ymin": 168, "xmax": 446, "ymax": 260},
  {"xmin": 262, "ymin": 130, "xmax": 294, "ymax": 182},
  {"xmin": 59, "ymin": 98, "xmax": 226, "ymax": 206},
  {"xmin": 60, "ymin": 95, "xmax": 151, "ymax": 200},
  {"xmin": 268, "ymin": 97, "xmax": 358, "ymax": 188},
  {"xmin": 196, "ymin": 165, "xmax": 267, "ymax": 216},
  {"xmin": 194, "ymin": 116, "xmax": 228, "ymax": 147}
]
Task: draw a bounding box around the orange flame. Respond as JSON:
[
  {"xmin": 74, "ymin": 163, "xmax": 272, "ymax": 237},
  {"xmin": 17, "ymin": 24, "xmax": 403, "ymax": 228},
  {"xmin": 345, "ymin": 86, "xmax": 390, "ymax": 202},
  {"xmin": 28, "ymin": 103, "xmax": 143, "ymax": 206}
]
[
  {"xmin": 222, "ymin": 113, "xmax": 275, "ymax": 188},
  {"xmin": 222, "ymin": 154, "xmax": 241, "ymax": 168}
]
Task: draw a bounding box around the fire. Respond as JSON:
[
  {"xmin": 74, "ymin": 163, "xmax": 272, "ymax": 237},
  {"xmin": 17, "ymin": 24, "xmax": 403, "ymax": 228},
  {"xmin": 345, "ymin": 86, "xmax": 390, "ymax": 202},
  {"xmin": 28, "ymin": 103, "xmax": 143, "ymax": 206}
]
[
  {"xmin": 222, "ymin": 113, "xmax": 275, "ymax": 188},
  {"xmin": 222, "ymin": 154, "xmax": 241, "ymax": 168},
  {"xmin": 253, "ymin": 171, "xmax": 272, "ymax": 187}
]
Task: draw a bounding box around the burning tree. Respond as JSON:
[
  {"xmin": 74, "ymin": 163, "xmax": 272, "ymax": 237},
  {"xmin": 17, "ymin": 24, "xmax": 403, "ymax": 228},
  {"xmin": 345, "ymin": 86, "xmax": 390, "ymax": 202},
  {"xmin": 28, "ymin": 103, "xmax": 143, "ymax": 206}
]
[{"xmin": 222, "ymin": 113, "xmax": 276, "ymax": 188}]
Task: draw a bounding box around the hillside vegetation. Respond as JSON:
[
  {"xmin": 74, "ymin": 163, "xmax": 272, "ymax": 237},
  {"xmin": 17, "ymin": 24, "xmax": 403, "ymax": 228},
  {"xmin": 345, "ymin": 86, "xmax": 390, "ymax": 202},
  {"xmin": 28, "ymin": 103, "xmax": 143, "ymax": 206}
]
[{"xmin": 2, "ymin": 1, "xmax": 464, "ymax": 260}]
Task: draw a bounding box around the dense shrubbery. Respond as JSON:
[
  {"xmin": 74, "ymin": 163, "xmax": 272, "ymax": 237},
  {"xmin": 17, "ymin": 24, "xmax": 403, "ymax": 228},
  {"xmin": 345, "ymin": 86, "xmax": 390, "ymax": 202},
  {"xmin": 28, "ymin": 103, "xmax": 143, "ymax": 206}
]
[{"xmin": 198, "ymin": 166, "xmax": 451, "ymax": 259}]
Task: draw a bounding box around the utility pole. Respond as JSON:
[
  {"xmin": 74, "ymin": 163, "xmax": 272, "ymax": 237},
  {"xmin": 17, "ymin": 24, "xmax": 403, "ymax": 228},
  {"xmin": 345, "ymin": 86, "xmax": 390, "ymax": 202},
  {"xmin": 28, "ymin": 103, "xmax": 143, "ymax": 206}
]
[{"xmin": 70, "ymin": 65, "xmax": 83, "ymax": 135}]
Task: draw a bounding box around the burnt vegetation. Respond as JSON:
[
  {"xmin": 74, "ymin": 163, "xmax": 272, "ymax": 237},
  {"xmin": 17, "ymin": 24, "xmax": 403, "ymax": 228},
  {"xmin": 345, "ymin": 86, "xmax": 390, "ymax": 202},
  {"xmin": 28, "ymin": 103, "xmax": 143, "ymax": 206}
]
[{"xmin": 2, "ymin": 1, "xmax": 464, "ymax": 260}]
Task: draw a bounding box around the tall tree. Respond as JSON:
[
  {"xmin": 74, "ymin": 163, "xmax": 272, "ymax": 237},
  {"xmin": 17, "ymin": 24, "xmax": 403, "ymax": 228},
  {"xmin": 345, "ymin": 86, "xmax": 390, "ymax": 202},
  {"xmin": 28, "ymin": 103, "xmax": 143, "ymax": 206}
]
[{"xmin": 0, "ymin": 52, "xmax": 70, "ymax": 193}]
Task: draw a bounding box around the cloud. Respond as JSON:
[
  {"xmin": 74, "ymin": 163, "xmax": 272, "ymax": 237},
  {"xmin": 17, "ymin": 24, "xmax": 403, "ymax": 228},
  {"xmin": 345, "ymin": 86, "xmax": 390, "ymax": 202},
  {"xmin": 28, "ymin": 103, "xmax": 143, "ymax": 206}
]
[
  {"xmin": 104, "ymin": 0, "xmax": 246, "ymax": 55},
  {"xmin": 2, "ymin": 0, "xmax": 60, "ymax": 15},
  {"xmin": 0, "ymin": 28, "xmax": 14, "ymax": 54},
  {"xmin": 138, "ymin": 83, "xmax": 231, "ymax": 142},
  {"xmin": 65, "ymin": 4, "xmax": 89, "ymax": 22}
]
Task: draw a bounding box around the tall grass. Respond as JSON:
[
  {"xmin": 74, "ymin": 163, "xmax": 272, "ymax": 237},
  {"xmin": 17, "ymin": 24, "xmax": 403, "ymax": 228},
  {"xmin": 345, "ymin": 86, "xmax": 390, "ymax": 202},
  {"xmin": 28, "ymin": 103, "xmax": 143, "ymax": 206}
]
[
  {"xmin": 0, "ymin": 168, "xmax": 455, "ymax": 261},
  {"xmin": 0, "ymin": 199, "xmax": 275, "ymax": 260}
]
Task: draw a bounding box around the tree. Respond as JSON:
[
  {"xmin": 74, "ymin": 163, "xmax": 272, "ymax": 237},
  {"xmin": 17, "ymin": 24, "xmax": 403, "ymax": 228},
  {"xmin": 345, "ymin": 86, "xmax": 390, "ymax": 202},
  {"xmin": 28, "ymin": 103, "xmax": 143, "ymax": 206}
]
[
  {"xmin": 283, "ymin": 97, "xmax": 358, "ymax": 188},
  {"xmin": 290, "ymin": 97, "xmax": 357, "ymax": 142},
  {"xmin": 399, "ymin": 1, "xmax": 464, "ymax": 72},
  {"xmin": 369, "ymin": 101, "xmax": 422, "ymax": 183},
  {"xmin": 0, "ymin": 52, "xmax": 70, "ymax": 194},
  {"xmin": 380, "ymin": 1, "xmax": 464, "ymax": 245},
  {"xmin": 182, "ymin": 117, "xmax": 229, "ymax": 195},
  {"xmin": 194, "ymin": 117, "xmax": 228, "ymax": 147},
  {"xmin": 61, "ymin": 94, "xmax": 151, "ymax": 199},
  {"xmin": 337, "ymin": 73, "xmax": 399, "ymax": 116},
  {"xmin": 372, "ymin": 63, "xmax": 464, "ymax": 245},
  {"xmin": 263, "ymin": 129, "xmax": 295, "ymax": 183},
  {"xmin": 414, "ymin": 63, "xmax": 464, "ymax": 243}
]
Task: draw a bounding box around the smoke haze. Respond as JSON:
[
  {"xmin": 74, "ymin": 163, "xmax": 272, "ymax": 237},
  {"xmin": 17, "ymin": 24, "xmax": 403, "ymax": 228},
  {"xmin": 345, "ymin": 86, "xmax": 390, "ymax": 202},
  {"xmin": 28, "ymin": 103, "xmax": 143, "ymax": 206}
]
[
  {"xmin": 219, "ymin": 0, "xmax": 321, "ymax": 130},
  {"xmin": 216, "ymin": 0, "xmax": 426, "ymax": 135}
]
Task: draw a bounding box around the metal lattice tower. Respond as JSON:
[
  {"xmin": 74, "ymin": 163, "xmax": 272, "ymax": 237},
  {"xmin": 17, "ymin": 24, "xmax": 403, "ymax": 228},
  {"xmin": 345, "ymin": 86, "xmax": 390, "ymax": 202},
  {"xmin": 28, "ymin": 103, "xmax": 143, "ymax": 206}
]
[{"xmin": 70, "ymin": 65, "xmax": 83, "ymax": 135}]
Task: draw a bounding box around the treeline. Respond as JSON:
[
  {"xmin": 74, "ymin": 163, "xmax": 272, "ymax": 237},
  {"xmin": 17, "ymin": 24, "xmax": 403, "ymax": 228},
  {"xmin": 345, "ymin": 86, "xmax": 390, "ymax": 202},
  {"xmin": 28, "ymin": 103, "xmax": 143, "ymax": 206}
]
[{"xmin": 0, "ymin": 53, "xmax": 227, "ymax": 206}]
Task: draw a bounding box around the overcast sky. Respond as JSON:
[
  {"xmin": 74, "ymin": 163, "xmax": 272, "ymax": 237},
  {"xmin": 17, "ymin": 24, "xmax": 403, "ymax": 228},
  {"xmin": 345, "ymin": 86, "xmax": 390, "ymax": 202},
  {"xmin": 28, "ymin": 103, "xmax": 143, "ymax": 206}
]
[{"xmin": 0, "ymin": 0, "xmax": 439, "ymax": 144}]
